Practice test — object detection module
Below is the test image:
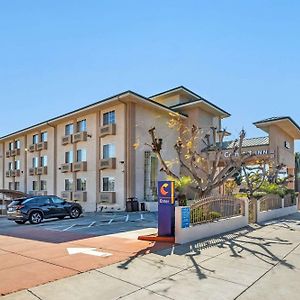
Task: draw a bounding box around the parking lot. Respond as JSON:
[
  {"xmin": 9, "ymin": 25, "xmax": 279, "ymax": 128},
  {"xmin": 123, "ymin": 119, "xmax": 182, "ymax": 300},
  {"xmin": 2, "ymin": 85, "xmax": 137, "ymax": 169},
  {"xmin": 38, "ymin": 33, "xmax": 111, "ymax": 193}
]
[
  {"xmin": 0, "ymin": 211, "xmax": 158, "ymax": 243},
  {"xmin": 0, "ymin": 211, "xmax": 170, "ymax": 296}
]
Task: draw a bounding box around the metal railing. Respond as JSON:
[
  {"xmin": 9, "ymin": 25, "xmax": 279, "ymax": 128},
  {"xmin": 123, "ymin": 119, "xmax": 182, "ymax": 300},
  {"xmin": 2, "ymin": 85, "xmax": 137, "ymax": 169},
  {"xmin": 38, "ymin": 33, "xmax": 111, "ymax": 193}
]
[
  {"xmin": 284, "ymin": 194, "xmax": 296, "ymax": 207},
  {"xmin": 259, "ymin": 194, "xmax": 282, "ymax": 212},
  {"xmin": 190, "ymin": 195, "xmax": 245, "ymax": 225}
]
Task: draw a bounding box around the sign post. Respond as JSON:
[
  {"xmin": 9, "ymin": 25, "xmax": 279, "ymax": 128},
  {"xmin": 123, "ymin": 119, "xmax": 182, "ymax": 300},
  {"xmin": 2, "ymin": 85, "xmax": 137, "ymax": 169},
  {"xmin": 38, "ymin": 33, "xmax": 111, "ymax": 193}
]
[{"xmin": 157, "ymin": 181, "xmax": 175, "ymax": 237}]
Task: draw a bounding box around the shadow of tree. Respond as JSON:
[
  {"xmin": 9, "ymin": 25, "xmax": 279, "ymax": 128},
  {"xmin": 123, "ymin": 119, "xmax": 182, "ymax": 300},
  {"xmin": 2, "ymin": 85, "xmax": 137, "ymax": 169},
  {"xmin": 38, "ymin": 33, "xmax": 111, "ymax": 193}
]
[{"xmin": 116, "ymin": 222, "xmax": 297, "ymax": 282}]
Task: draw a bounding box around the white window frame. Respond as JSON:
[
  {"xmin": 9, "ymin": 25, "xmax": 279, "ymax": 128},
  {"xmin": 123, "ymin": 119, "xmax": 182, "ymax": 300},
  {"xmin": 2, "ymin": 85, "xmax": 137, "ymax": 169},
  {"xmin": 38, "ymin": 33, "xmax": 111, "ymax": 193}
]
[
  {"xmin": 103, "ymin": 111, "xmax": 115, "ymax": 126},
  {"xmin": 102, "ymin": 176, "xmax": 115, "ymax": 192},
  {"xmin": 102, "ymin": 144, "xmax": 115, "ymax": 159}
]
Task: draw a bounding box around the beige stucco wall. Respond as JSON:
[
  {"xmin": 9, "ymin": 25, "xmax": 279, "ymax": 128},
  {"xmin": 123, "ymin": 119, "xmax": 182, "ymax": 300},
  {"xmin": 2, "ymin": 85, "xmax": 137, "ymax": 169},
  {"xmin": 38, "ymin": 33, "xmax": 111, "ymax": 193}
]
[
  {"xmin": 0, "ymin": 143, "xmax": 4, "ymax": 189},
  {"xmin": 56, "ymin": 113, "xmax": 98, "ymax": 212},
  {"xmin": 100, "ymin": 103, "xmax": 126, "ymax": 209},
  {"xmin": 269, "ymin": 125, "xmax": 295, "ymax": 168},
  {"xmin": 153, "ymin": 94, "xmax": 192, "ymax": 107},
  {"xmin": 134, "ymin": 104, "xmax": 180, "ymax": 201}
]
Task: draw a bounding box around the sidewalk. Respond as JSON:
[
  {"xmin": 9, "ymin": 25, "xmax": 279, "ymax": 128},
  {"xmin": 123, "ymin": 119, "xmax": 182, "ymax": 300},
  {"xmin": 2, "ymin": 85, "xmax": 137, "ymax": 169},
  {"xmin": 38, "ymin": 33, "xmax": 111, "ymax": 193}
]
[{"xmin": 3, "ymin": 213, "xmax": 300, "ymax": 300}]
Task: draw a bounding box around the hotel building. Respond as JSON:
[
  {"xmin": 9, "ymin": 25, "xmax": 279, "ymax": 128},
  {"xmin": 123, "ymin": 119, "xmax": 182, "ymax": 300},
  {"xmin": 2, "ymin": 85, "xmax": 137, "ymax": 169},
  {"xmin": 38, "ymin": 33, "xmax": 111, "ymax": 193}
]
[{"xmin": 0, "ymin": 87, "xmax": 299, "ymax": 212}]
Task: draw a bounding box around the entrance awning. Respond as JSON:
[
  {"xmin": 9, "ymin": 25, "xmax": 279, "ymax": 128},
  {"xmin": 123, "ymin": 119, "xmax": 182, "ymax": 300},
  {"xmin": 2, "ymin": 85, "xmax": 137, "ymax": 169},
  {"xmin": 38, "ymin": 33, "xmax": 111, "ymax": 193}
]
[{"xmin": 0, "ymin": 189, "xmax": 28, "ymax": 200}]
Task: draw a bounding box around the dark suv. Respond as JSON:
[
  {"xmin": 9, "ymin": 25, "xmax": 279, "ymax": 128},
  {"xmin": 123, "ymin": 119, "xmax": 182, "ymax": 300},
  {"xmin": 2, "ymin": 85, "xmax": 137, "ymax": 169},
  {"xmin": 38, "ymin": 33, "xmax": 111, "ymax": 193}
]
[{"xmin": 7, "ymin": 195, "xmax": 82, "ymax": 224}]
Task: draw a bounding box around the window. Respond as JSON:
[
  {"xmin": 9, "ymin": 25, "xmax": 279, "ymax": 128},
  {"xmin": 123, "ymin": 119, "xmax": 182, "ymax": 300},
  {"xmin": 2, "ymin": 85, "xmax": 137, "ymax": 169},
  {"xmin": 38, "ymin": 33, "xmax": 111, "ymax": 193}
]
[
  {"xmin": 8, "ymin": 182, "xmax": 14, "ymax": 190},
  {"xmin": 32, "ymin": 157, "xmax": 39, "ymax": 168},
  {"xmin": 32, "ymin": 181, "xmax": 38, "ymax": 191},
  {"xmin": 65, "ymin": 151, "xmax": 73, "ymax": 163},
  {"xmin": 77, "ymin": 119, "xmax": 87, "ymax": 132},
  {"xmin": 14, "ymin": 160, "xmax": 20, "ymax": 170},
  {"xmin": 8, "ymin": 142, "xmax": 14, "ymax": 150},
  {"xmin": 102, "ymin": 177, "xmax": 115, "ymax": 192},
  {"xmin": 40, "ymin": 156, "xmax": 48, "ymax": 167},
  {"xmin": 40, "ymin": 180, "xmax": 47, "ymax": 191},
  {"xmin": 51, "ymin": 196, "xmax": 65, "ymax": 204},
  {"xmin": 76, "ymin": 178, "xmax": 86, "ymax": 191},
  {"xmin": 33, "ymin": 134, "xmax": 39, "ymax": 144},
  {"xmin": 64, "ymin": 179, "xmax": 73, "ymax": 191},
  {"xmin": 41, "ymin": 131, "xmax": 48, "ymax": 142},
  {"xmin": 8, "ymin": 162, "xmax": 13, "ymax": 170},
  {"xmin": 14, "ymin": 182, "xmax": 20, "ymax": 191},
  {"xmin": 102, "ymin": 144, "xmax": 115, "ymax": 159},
  {"xmin": 15, "ymin": 140, "xmax": 20, "ymax": 149},
  {"xmin": 76, "ymin": 149, "xmax": 87, "ymax": 162},
  {"xmin": 65, "ymin": 123, "xmax": 74, "ymax": 136},
  {"xmin": 103, "ymin": 111, "xmax": 115, "ymax": 126}
]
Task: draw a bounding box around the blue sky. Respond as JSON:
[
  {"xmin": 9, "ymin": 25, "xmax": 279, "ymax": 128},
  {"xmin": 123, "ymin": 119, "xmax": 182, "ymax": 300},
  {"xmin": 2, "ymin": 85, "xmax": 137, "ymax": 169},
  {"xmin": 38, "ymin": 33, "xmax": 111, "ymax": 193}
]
[{"xmin": 0, "ymin": 1, "xmax": 299, "ymax": 150}]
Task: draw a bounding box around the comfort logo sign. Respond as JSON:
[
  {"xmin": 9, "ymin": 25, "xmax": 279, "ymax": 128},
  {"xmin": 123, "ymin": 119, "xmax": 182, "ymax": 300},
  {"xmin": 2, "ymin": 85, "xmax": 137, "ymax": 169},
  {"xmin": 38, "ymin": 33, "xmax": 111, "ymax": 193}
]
[{"xmin": 158, "ymin": 181, "xmax": 175, "ymax": 205}]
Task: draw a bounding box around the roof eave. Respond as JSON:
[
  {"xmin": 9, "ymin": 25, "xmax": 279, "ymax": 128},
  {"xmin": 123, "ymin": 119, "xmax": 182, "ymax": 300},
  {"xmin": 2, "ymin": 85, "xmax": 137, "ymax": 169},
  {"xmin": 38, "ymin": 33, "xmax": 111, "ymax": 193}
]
[
  {"xmin": 0, "ymin": 90, "xmax": 187, "ymax": 142},
  {"xmin": 171, "ymin": 100, "xmax": 231, "ymax": 118}
]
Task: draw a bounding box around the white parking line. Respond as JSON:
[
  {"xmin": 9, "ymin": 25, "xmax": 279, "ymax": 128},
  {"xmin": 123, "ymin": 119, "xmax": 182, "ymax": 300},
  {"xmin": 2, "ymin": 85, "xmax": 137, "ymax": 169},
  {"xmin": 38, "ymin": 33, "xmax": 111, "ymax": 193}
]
[
  {"xmin": 125, "ymin": 215, "xmax": 129, "ymax": 222},
  {"xmin": 62, "ymin": 224, "xmax": 76, "ymax": 231},
  {"xmin": 88, "ymin": 221, "xmax": 96, "ymax": 227},
  {"xmin": 108, "ymin": 219, "xmax": 113, "ymax": 224}
]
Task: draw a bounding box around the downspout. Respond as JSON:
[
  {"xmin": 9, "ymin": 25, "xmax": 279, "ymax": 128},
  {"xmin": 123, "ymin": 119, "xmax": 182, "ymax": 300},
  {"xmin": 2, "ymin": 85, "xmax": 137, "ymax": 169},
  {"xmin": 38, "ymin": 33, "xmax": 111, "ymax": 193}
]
[
  {"xmin": 47, "ymin": 122, "xmax": 57, "ymax": 195},
  {"xmin": 118, "ymin": 97, "xmax": 128, "ymax": 208},
  {"xmin": 24, "ymin": 136, "xmax": 27, "ymax": 194},
  {"xmin": 1, "ymin": 143, "xmax": 4, "ymax": 189}
]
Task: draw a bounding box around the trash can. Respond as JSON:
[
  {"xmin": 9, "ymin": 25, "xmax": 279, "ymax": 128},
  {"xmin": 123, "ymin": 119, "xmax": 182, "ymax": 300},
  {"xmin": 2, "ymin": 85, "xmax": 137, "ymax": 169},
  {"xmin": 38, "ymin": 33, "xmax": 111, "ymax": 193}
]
[
  {"xmin": 126, "ymin": 197, "xmax": 139, "ymax": 212},
  {"xmin": 140, "ymin": 202, "xmax": 145, "ymax": 211}
]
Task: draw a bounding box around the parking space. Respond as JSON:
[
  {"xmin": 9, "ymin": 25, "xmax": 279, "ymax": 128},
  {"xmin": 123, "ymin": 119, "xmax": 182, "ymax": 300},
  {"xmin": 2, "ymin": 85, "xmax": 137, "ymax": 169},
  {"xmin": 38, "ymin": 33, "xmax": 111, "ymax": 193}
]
[
  {"xmin": 0, "ymin": 212, "xmax": 169, "ymax": 296},
  {"xmin": 38, "ymin": 211, "xmax": 158, "ymax": 236}
]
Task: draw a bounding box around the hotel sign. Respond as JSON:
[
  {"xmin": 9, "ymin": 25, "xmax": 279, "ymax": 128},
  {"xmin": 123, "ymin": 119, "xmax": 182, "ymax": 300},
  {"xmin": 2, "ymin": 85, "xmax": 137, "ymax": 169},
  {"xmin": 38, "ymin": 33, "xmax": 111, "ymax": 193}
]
[
  {"xmin": 223, "ymin": 149, "xmax": 274, "ymax": 158},
  {"xmin": 158, "ymin": 181, "xmax": 175, "ymax": 205}
]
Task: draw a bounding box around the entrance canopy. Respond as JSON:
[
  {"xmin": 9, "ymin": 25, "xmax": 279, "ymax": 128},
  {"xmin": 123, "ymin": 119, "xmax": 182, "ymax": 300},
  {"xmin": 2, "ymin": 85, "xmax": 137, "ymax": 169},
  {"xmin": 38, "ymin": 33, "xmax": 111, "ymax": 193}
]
[{"xmin": 0, "ymin": 189, "xmax": 28, "ymax": 200}]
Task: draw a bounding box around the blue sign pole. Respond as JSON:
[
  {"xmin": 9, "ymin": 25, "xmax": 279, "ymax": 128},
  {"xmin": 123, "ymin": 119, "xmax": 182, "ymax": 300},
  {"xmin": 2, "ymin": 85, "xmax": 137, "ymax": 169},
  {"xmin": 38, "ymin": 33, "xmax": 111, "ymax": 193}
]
[{"xmin": 157, "ymin": 181, "xmax": 175, "ymax": 237}]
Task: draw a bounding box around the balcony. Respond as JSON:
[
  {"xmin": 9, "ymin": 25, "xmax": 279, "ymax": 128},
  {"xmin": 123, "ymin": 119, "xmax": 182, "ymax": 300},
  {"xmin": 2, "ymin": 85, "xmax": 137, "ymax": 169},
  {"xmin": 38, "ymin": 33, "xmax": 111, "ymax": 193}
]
[
  {"xmin": 73, "ymin": 161, "xmax": 87, "ymax": 172},
  {"xmin": 98, "ymin": 192, "xmax": 116, "ymax": 204},
  {"xmin": 99, "ymin": 123, "xmax": 116, "ymax": 138},
  {"xmin": 62, "ymin": 135, "xmax": 72, "ymax": 145},
  {"xmin": 61, "ymin": 191, "xmax": 72, "ymax": 201},
  {"xmin": 36, "ymin": 166, "xmax": 48, "ymax": 175},
  {"xmin": 61, "ymin": 163, "xmax": 72, "ymax": 173},
  {"xmin": 28, "ymin": 144, "xmax": 36, "ymax": 152},
  {"xmin": 73, "ymin": 191, "xmax": 87, "ymax": 202},
  {"xmin": 36, "ymin": 141, "xmax": 48, "ymax": 151},
  {"xmin": 29, "ymin": 168, "xmax": 36, "ymax": 176},
  {"xmin": 11, "ymin": 148, "xmax": 21, "ymax": 156},
  {"xmin": 73, "ymin": 131, "xmax": 88, "ymax": 143},
  {"xmin": 100, "ymin": 158, "xmax": 116, "ymax": 170},
  {"xmin": 5, "ymin": 150, "xmax": 11, "ymax": 158}
]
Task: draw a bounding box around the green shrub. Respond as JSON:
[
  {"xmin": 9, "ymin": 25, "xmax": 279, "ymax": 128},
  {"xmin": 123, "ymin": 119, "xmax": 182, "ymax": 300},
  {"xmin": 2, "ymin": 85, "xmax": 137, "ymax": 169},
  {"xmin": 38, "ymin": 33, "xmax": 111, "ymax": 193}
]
[
  {"xmin": 253, "ymin": 191, "xmax": 267, "ymax": 199},
  {"xmin": 208, "ymin": 211, "xmax": 221, "ymax": 220}
]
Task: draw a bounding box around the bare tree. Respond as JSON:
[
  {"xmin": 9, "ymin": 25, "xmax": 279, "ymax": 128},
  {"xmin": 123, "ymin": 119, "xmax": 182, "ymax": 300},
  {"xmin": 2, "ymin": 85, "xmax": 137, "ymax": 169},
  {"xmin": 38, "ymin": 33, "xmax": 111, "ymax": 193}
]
[
  {"xmin": 241, "ymin": 163, "xmax": 267, "ymax": 199},
  {"xmin": 148, "ymin": 118, "xmax": 254, "ymax": 198}
]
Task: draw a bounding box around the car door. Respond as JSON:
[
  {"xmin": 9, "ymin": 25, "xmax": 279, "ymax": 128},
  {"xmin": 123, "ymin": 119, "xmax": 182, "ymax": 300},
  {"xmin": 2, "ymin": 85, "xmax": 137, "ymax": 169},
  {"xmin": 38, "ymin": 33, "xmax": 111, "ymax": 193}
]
[
  {"xmin": 37, "ymin": 197, "xmax": 55, "ymax": 218},
  {"xmin": 50, "ymin": 196, "xmax": 67, "ymax": 216}
]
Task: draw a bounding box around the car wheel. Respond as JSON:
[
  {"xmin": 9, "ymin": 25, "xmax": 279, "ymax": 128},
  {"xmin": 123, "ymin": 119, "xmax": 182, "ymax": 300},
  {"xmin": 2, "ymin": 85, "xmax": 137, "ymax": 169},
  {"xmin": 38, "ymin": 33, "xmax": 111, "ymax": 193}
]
[
  {"xmin": 29, "ymin": 211, "xmax": 43, "ymax": 224},
  {"xmin": 15, "ymin": 220, "xmax": 26, "ymax": 224},
  {"xmin": 70, "ymin": 207, "xmax": 81, "ymax": 219},
  {"xmin": 58, "ymin": 216, "xmax": 65, "ymax": 220}
]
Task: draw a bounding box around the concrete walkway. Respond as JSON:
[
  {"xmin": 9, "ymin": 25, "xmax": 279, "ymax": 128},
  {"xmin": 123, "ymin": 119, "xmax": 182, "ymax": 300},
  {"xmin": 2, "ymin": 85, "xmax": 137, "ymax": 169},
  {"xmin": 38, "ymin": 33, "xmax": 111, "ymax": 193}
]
[{"xmin": 3, "ymin": 212, "xmax": 300, "ymax": 300}]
